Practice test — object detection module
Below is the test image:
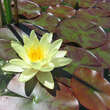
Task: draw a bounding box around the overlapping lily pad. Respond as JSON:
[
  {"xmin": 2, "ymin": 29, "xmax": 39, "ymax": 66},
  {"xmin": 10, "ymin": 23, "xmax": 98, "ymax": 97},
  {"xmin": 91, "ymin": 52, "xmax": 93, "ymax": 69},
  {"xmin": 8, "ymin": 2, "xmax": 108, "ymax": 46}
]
[
  {"xmin": 71, "ymin": 67, "xmax": 110, "ymax": 110},
  {"xmin": 47, "ymin": 5, "xmax": 75, "ymax": 18},
  {"xmin": 56, "ymin": 18, "xmax": 107, "ymax": 48},
  {"xmin": 62, "ymin": 45, "xmax": 101, "ymax": 74},
  {"xmin": 63, "ymin": 0, "xmax": 97, "ymax": 8},
  {"xmin": 0, "ymin": 28, "xmax": 17, "ymax": 40},
  {"xmin": 77, "ymin": 8, "xmax": 110, "ymax": 28},
  {"xmin": 17, "ymin": 0, "xmax": 41, "ymax": 19},
  {"xmin": 31, "ymin": 0, "xmax": 62, "ymax": 6},
  {"xmin": 25, "ymin": 13, "xmax": 59, "ymax": 32},
  {"xmin": 0, "ymin": 39, "xmax": 17, "ymax": 60},
  {"xmin": 91, "ymin": 40, "xmax": 110, "ymax": 68}
]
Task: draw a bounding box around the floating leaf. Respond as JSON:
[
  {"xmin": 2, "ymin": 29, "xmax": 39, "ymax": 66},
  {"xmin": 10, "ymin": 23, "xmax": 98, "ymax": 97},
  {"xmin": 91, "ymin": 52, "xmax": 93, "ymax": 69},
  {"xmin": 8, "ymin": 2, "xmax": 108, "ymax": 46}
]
[
  {"xmin": 91, "ymin": 40, "xmax": 110, "ymax": 68},
  {"xmin": 0, "ymin": 28, "xmax": 17, "ymax": 40},
  {"xmin": 77, "ymin": 8, "xmax": 110, "ymax": 28},
  {"xmin": 31, "ymin": 0, "xmax": 62, "ymax": 6},
  {"xmin": 71, "ymin": 67, "xmax": 110, "ymax": 110},
  {"xmin": 63, "ymin": 0, "xmax": 97, "ymax": 8},
  {"xmin": 17, "ymin": 0, "xmax": 41, "ymax": 19},
  {"xmin": 56, "ymin": 18, "xmax": 107, "ymax": 48},
  {"xmin": 47, "ymin": 5, "xmax": 75, "ymax": 18},
  {"xmin": 25, "ymin": 13, "xmax": 59, "ymax": 32},
  {"xmin": 0, "ymin": 39, "xmax": 17, "ymax": 60},
  {"xmin": 62, "ymin": 45, "xmax": 102, "ymax": 74}
]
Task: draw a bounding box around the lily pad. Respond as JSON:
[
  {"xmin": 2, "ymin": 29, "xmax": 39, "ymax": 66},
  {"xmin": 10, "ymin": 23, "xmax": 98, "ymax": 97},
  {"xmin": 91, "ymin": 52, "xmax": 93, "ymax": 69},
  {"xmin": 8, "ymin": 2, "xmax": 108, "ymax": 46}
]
[
  {"xmin": 47, "ymin": 5, "xmax": 75, "ymax": 18},
  {"xmin": 25, "ymin": 13, "xmax": 59, "ymax": 32},
  {"xmin": 77, "ymin": 8, "xmax": 110, "ymax": 28},
  {"xmin": 0, "ymin": 28, "xmax": 17, "ymax": 40},
  {"xmin": 71, "ymin": 67, "xmax": 110, "ymax": 110},
  {"xmin": 63, "ymin": 0, "xmax": 97, "ymax": 8},
  {"xmin": 91, "ymin": 40, "xmax": 110, "ymax": 68},
  {"xmin": 0, "ymin": 39, "xmax": 17, "ymax": 60},
  {"xmin": 31, "ymin": 0, "xmax": 62, "ymax": 6},
  {"xmin": 56, "ymin": 18, "xmax": 107, "ymax": 48},
  {"xmin": 62, "ymin": 46, "xmax": 101, "ymax": 74},
  {"xmin": 17, "ymin": 0, "xmax": 40, "ymax": 19}
]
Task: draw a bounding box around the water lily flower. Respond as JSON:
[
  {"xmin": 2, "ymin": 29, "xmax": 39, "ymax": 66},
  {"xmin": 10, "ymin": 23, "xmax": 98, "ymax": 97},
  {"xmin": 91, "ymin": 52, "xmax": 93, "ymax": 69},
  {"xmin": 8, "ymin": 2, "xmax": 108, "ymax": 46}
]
[{"xmin": 2, "ymin": 30, "xmax": 72, "ymax": 89}]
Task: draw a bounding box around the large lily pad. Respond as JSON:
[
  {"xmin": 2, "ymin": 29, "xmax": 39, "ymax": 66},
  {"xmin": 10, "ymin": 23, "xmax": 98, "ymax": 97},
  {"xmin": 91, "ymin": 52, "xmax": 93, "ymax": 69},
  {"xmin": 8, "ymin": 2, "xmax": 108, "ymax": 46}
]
[
  {"xmin": 56, "ymin": 18, "xmax": 107, "ymax": 48},
  {"xmin": 25, "ymin": 13, "xmax": 59, "ymax": 32},
  {"xmin": 17, "ymin": 0, "xmax": 41, "ymax": 19},
  {"xmin": 0, "ymin": 39, "xmax": 17, "ymax": 60},
  {"xmin": 77, "ymin": 8, "xmax": 110, "ymax": 28},
  {"xmin": 47, "ymin": 5, "xmax": 75, "ymax": 18},
  {"xmin": 91, "ymin": 40, "xmax": 110, "ymax": 68},
  {"xmin": 0, "ymin": 28, "xmax": 17, "ymax": 40},
  {"xmin": 71, "ymin": 67, "xmax": 110, "ymax": 110},
  {"xmin": 63, "ymin": 0, "xmax": 97, "ymax": 8},
  {"xmin": 62, "ymin": 45, "xmax": 102, "ymax": 74},
  {"xmin": 31, "ymin": 0, "xmax": 62, "ymax": 6}
]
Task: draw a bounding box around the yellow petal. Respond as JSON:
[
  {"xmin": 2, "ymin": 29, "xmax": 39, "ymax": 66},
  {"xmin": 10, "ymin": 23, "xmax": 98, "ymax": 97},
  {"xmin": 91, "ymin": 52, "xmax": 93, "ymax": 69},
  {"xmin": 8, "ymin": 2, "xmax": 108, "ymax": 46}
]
[
  {"xmin": 19, "ymin": 69, "xmax": 37, "ymax": 82},
  {"xmin": 11, "ymin": 41, "xmax": 29, "ymax": 63},
  {"xmin": 9, "ymin": 58, "xmax": 29, "ymax": 69},
  {"xmin": 36, "ymin": 71, "xmax": 54, "ymax": 89},
  {"xmin": 52, "ymin": 57, "xmax": 72, "ymax": 67},
  {"xmin": 2, "ymin": 63, "xmax": 23, "ymax": 72}
]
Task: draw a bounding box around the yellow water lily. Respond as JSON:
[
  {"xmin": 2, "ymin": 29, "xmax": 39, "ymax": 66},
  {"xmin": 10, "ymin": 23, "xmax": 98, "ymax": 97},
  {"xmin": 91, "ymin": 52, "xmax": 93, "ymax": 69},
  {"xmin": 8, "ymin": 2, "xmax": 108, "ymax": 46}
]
[{"xmin": 2, "ymin": 30, "xmax": 72, "ymax": 89}]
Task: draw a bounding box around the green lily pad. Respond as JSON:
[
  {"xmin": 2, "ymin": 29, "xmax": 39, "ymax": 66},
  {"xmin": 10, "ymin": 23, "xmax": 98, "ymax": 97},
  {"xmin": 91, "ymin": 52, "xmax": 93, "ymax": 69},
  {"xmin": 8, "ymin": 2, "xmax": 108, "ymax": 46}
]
[
  {"xmin": 17, "ymin": 0, "xmax": 41, "ymax": 19},
  {"xmin": 0, "ymin": 28, "xmax": 17, "ymax": 40},
  {"xmin": 25, "ymin": 13, "xmax": 59, "ymax": 32},
  {"xmin": 63, "ymin": 0, "xmax": 97, "ymax": 8},
  {"xmin": 77, "ymin": 8, "xmax": 110, "ymax": 28},
  {"xmin": 0, "ymin": 39, "xmax": 17, "ymax": 60},
  {"xmin": 56, "ymin": 18, "xmax": 107, "ymax": 48},
  {"xmin": 47, "ymin": 5, "xmax": 75, "ymax": 18},
  {"xmin": 91, "ymin": 40, "xmax": 110, "ymax": 68},
  {"xmin": 31, "ymin": 0, "xmax": 62, "ymax": 6}
]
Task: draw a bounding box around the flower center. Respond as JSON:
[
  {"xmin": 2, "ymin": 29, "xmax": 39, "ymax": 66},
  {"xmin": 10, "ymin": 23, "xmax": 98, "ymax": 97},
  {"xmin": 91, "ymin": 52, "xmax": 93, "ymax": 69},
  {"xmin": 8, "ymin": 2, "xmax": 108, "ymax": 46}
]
[{"xmin": 27, "ymin": 46, "xmax": 44, "ymax": 62}]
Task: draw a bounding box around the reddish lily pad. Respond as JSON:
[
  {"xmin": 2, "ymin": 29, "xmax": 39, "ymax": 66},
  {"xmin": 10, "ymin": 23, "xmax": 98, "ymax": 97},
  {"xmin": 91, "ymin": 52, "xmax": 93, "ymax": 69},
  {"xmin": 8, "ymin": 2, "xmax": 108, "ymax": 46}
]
[
  {"xmin": 25, "ymin": 13, "xmax": 59, "ymax": 32},
  {"xmin": 17, "ymin": 0, "xmax": 41, "ymax": 19},
  {"xmin": 56, "ymin": 18, "xmax": 107, "ymax": 48},
  {"xmin": 71, "ymin": 67, "xmax": 110, "ymax": 110},
  {"xmin": 31, "ymin": 0, "xmax": 62, "ymax": 6},
  {"xmin": 59, "ymin": 46, "xmax": 102, "ymax": 79},
  {"xmin": 47, "ymin": 5, "xmax": 75, "ymax": 18}
]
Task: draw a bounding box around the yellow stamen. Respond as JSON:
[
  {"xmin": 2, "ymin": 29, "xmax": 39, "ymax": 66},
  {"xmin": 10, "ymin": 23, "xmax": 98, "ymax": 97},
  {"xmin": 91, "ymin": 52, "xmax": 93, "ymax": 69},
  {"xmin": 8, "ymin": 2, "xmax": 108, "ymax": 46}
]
[{"xmin": 27, "ymin": 45, "xmax": 44, "ymax": 62}]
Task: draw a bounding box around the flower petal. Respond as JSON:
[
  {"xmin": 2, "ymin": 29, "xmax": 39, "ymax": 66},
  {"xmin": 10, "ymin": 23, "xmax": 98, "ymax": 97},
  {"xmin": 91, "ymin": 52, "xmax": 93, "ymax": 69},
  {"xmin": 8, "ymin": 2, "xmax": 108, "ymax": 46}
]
[
  {"xmin": 23, "ymin": 34, "xmax": 30, "ymax": 45},
  {"xmin": 40, "ymin": 33, "xmax": 53, "ymax": 44},
  {"xmin": 19, "ymin": 69, "xmax": 37, "ymax": 82},
  {"xmin": 50, "ymin": 39, "xmax": 62, "ymax": 50},
  {"xmin": 2, "ymin": 64, "xmax": 23, "ymax": 72},
  {"xmin": 36, "ymin": 71, "xmax": 54, "ymax": 89},
  {"xmin": 9, "ymin": 59, "xmax": 29, "ymax": 69},
  {"xmin": 11, "ymin": 41, "xmax": 29, "ymax": 63},
  {"xmin": 52, "ymin": 57, "xmax": 72, "ymax": 67},
  {"xmin": 40, "ymin": 63, "xmax": 54, "ymax": 72},
  {"xmin": 54, "ymin": 51, "xmax": 67, "ymax": 58},
  {"xmin": 30, "ymin": 30, "xmax": 39, "ymax": 45}
]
